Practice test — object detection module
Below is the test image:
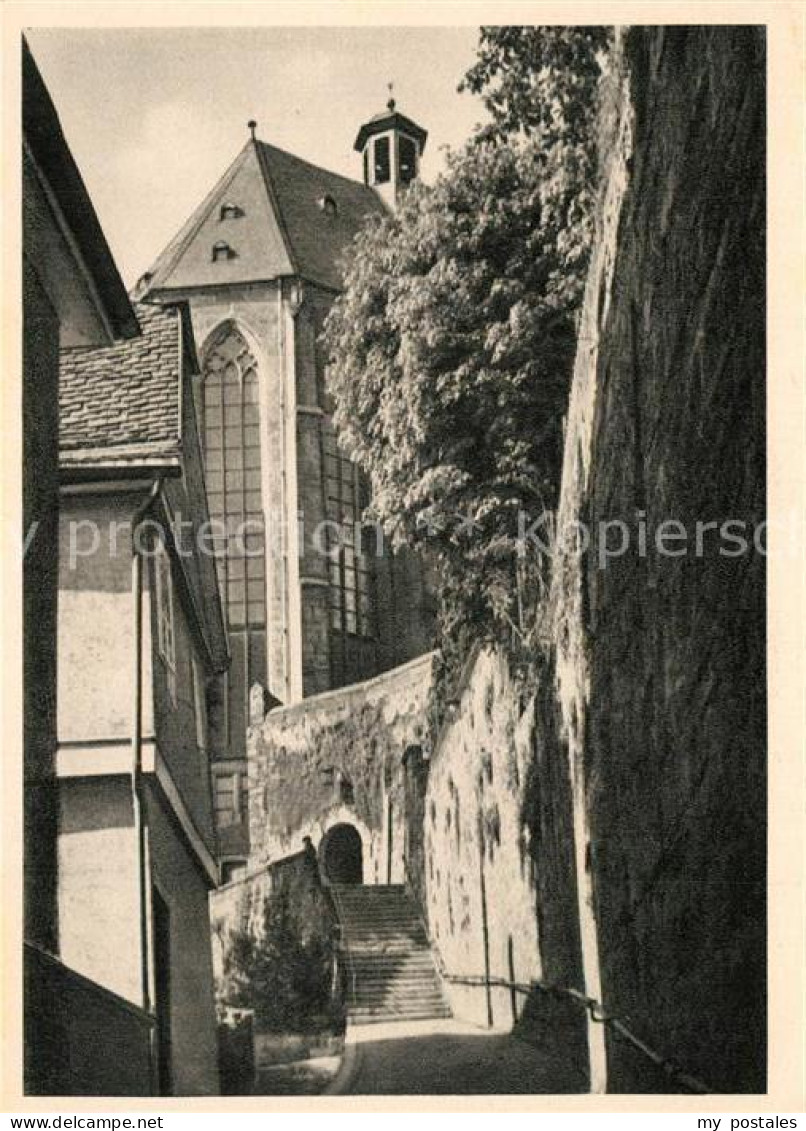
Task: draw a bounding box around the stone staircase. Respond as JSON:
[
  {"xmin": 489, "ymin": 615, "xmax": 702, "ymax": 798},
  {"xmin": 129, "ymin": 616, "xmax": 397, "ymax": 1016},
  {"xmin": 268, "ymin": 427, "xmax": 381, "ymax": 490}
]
[{"xmin": 331, "ymin": 884, "xmax": 451, "ymax": 1026}]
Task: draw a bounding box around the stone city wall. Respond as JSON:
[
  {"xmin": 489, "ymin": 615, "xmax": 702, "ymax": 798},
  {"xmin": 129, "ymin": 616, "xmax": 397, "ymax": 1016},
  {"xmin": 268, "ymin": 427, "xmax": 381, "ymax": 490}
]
[
  {"xmin": 552, "ymin": 26, "xmax": 766, "ymax": 1093},
  {"xmin": 247, "ymin": 654, "xmax": 434, "ymax": 880}
]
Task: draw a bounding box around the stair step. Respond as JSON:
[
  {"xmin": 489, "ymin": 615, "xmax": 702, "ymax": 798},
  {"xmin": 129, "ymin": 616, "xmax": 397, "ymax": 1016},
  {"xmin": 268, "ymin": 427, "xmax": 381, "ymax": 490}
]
[
  {"xmin": 342, "ymin": 936, "xmax": 429, "ymax": 947},
  {"xmin": 349, "ymin": 956, "xmax": 435, "ymax": 964},
  {"xmin": 349, "ymin": 971, "xmax": 442, "ymax": 984},
  {"xmin": 351, "ymin": 1006, "xmax": 448, "ymax": 1018},
  {"xmin": 351, "ymin": 993, "xmax": 447, "ymax": 1007},
  {"xmin": 349, "ymin": 1008, "xmax": 452, "ymax": 1024},
  {"xmin": 346, "ymin": 951, "xmax": 432, "ymax": 959},
  {"xmin": 350, "ymin": 971, "xmax": 443, "ymax": 984},
  {"xmin": 340, "ymin": 914, "xmax": 421, "ymax": 924},
  {"xmin": 332, "ymin": 885, "xmax": 407, "ymax": 894},
  {"xmin": 351, "ymin": 985, "xmax": 444, "ymax": 997},
  {"xmin": 339, "ymin": 910, "xmax": 421, "ymax": 918},
  {"xmin": 342, "ymin": 930, "xmax": 427, "ymax": 941},
  {"xmin": 348, "ymin": 961, "xmax": 437, "ymax": 972},
  {"xmin": 333, "ymin": 884, "xmax": 452, "ymax": 1025}
]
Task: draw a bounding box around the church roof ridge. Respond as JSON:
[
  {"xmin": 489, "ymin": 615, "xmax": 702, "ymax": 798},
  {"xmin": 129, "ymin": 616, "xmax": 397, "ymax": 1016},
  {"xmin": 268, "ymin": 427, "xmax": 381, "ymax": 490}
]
[{"xmin": 254, "ymin": 136, "xmax": 380, "ymax": 194}]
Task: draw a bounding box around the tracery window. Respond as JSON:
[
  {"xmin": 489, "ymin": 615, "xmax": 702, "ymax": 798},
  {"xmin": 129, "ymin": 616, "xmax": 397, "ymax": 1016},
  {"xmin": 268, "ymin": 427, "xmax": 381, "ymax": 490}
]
[
  {"xmin": 201, "ymin": 325, "xmax": 266, "ymax": 631},
  {"xmin": 323, "ymin": 425, "xmax": 375, "ymax": 637}
]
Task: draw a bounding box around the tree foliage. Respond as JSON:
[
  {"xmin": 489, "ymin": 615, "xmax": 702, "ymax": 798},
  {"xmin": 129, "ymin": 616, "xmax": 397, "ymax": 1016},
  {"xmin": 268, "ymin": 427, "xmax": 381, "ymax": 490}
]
[
  {"xmin": 462, "ymin": 26, "xmax": 612, "ymax": 284},
  {"xmin": 461, "ymin": 26, "xmax": 611, "ymax": 143},
  {"xmin": 224, "ymin": 890, "xmax": 343, "ymax": 1034},
  {"xmin": 323, "ymin": 27, "xmax": 610, "ymax": 659}
]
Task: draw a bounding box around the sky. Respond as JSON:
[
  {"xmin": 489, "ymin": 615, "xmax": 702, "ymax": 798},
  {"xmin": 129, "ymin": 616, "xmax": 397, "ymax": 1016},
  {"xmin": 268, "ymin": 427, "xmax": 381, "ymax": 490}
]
[{"xmin": 26, "ymin": 26, "xmax": 487, "ymax": 288}]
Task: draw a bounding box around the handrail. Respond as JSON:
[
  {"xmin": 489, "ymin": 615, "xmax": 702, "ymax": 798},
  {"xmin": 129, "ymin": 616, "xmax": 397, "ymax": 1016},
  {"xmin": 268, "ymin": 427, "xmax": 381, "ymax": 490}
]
[
  {"xmin": 401, "ymin": 853, "xmax": 710, "ymax": 1094},
  {"xmin": 328, "ymin": 888, "xmax": 358, "ymax": 1008},
  {"xmin": 440, "ymin": 972, "xmax": 711, "ymax": 1094}
]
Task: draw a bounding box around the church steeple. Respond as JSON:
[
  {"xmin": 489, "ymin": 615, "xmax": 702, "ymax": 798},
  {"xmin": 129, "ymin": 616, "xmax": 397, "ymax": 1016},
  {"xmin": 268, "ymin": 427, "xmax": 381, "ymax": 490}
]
[{"xmin": 353, "ymin": 90, "xmax": 427, "ymax": 209}]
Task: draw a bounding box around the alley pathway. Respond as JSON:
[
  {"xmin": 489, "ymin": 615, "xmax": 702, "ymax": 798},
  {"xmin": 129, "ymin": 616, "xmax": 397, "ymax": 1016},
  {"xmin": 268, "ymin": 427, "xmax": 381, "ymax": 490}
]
[{"xmin": 335, "ymin": 1018, "xmax": 586, "ymax": 1095}]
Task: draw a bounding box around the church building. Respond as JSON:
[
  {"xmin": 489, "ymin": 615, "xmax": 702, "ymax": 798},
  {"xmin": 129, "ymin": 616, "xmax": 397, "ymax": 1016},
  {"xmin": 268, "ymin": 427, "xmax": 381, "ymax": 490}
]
[{"xmin": 137, "ymin": 101, "xmax": 435, "ymax": 873}]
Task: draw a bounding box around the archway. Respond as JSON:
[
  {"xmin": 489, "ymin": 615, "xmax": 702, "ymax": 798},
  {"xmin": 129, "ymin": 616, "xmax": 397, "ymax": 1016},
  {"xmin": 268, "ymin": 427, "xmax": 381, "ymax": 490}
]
[{"xmin": 320, "ymin": 823, "xmax": 363, "ymax": 885}]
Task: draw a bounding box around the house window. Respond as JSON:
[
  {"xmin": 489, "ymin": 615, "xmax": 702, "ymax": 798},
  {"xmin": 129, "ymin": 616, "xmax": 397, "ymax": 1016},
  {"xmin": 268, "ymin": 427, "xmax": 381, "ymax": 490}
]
[
  {"xmin": 154, "ymin": 539, "xmax": 176, "ymax": 702},
  {"xmin": 323, "ymin": 424, "xmax": 375, "ymax": 637},
  {"xmin": 201, "ymin": 324, "xmax": 266, "ymax": 631},
  {"xmin": 398, "ymin": 135, "xmax": 417, "ymax": 184},
  {"xmin": 213, "ymin": 771, "xmax": 248, "ymax": 829},
  {"xmin": 219, "ymin": 203, "xmax": 243, "ymax": 220},
  {"xmin": 319, "ymin": 194, "xmax": 337, "ymax": 217},
  {"xmin": 373, "ymin": 136, "xmax": 390, "ymax": 185}
]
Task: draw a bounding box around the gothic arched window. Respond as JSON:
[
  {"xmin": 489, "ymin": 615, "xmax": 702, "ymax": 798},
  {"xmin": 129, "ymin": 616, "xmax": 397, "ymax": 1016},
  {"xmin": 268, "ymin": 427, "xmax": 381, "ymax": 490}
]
[
  {"xmin": 201, "ymin": 324, "xmax": 266, "ymax": 631},
  {"xmin": 322, "ymin": 423, "xmax": 376, "ymax": 638}
]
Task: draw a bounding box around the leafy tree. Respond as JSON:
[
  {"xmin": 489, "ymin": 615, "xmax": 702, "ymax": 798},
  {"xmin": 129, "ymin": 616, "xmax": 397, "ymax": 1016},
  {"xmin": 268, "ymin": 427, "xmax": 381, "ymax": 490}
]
[
  {"xmin": 224, "ymin": 890, "xmax": 343, "ymax": 1034},
  {"xmin": 461, "ymin": 26, "xmax": 611, "ymax": 142},
  {"xmin": 323, "ymin": 27, "xmax": 610, "ymax": 664},
  {"xmin": 462, "ymin": 26, "xmax": 613, "ymax": 286}
]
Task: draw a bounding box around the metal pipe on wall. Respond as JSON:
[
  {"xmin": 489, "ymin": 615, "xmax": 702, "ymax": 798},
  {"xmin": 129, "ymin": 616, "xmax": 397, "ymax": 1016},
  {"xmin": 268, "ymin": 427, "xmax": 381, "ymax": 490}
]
[{"xmin": 131, "ymin": 478, "xmax": 162, "ymax": 1089}]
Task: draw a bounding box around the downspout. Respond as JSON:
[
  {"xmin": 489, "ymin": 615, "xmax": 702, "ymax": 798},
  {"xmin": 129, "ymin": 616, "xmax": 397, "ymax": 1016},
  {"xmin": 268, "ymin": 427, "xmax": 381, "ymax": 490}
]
[{"xmin": 131, "ymin": 478, "xmax": 162, "ymax": 1078}]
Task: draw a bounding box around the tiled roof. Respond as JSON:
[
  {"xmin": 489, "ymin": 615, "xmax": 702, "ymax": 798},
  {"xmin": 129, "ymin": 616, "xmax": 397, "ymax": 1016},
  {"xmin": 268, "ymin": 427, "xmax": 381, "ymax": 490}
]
[
  {"xmin": 141, "ymin": 138, "xmax": 386, "ymax": 296},
  {"xmin": 60, "ymin": 303, "xmax": 182, "ymax": 463},
  {"xmin": 256, "ymin": 140, "xmax": 387, "ymax": 291}
]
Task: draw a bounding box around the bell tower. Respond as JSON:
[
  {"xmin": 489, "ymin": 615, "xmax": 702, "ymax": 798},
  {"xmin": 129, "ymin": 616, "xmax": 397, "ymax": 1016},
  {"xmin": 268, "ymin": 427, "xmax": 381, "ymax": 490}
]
[{"xmin": 354, "ymin": 90, "xmax": 427, "ymax": 209}]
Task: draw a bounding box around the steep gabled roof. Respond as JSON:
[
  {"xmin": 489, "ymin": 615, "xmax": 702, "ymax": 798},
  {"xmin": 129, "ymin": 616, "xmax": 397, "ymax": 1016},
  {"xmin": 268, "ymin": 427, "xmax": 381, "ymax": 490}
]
[
  {"xmin": 59, "ymin": 302, "xmax": 187, "ymax": 466},
  {"xmin": 141, "ymin": 137, "xmax": 386, "ymax": 297},
  {"xmin": 255, "ymin": 141, "xmax": 387, "ymax": 290}
]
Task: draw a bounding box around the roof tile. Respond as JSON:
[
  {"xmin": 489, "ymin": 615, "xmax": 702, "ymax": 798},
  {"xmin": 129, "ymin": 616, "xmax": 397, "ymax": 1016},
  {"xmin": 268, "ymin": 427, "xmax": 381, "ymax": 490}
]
[{"xmin": 60, "ymin": 302, "xmax": 182, "ymax": 462}]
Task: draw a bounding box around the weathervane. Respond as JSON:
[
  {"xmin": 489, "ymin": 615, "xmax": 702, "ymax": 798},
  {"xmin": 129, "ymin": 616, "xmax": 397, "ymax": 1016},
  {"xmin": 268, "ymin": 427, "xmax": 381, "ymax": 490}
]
[
  {"xmin": 248, "ymin": 119, "xmax": 257, "ymax": 141},
  {"xmin": 387, "ymin": 82, "xmax": 396, "ymax": 112}
]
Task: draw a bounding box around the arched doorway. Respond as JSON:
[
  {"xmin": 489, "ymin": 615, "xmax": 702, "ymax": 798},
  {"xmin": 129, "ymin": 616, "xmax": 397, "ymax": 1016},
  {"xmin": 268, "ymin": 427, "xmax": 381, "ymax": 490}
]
[{"xmin": 321, "ymin": 823, "xmax": 363, "ymax": 885}]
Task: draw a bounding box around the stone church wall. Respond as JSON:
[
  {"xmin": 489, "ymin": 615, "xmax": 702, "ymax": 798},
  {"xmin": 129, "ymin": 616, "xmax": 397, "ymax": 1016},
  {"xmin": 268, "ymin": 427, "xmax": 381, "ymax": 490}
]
[{"xmin": 182, "ymin": 280, "xmax": 435, "ymax": 712}]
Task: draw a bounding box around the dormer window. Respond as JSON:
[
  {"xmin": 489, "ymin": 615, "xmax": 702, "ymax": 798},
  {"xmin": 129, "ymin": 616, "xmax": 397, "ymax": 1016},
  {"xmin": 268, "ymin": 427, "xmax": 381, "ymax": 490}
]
[
  {"xmin": 212, "ymin": 241, "xmax": 235, "ymax": 262},
  {"xmin": 373, "ymin": 136, "xmax": 390, "ymax": 185},
  {"xmin": 319, "ymin": 194, "xmax": 338, "ymax": 217},
  {"xmin": 219, "ymin": 202, "xmax": 243, "ymax": 220}
]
